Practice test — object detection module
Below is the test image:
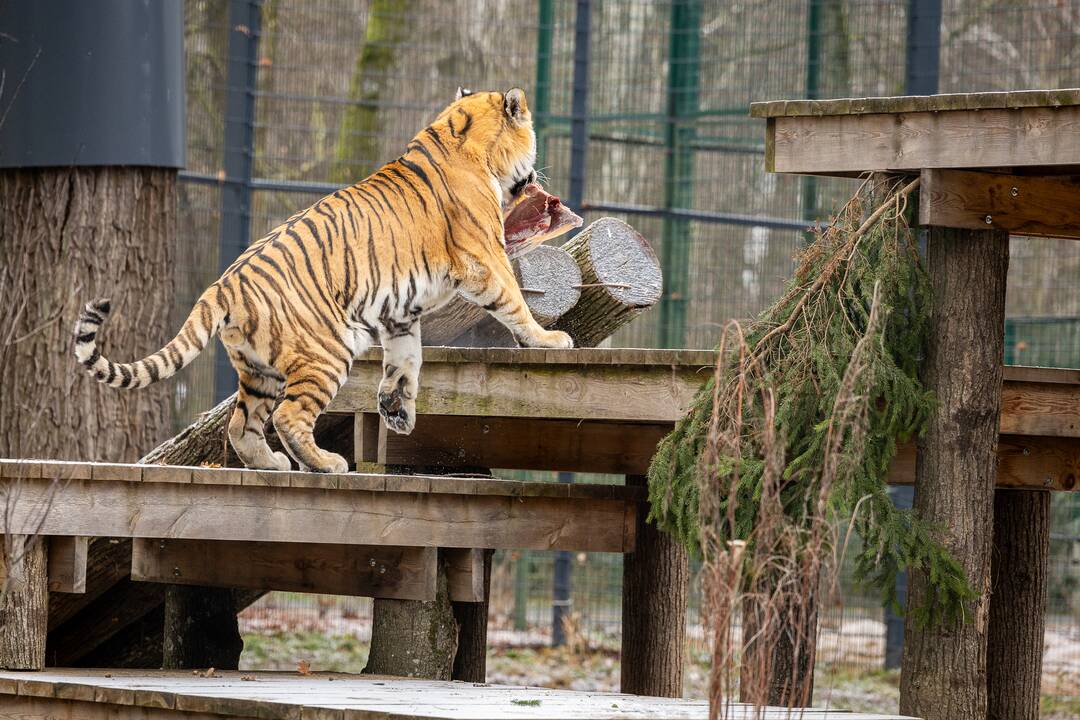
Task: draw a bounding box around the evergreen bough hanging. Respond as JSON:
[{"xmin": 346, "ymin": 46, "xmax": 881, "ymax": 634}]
[{"xmin": 648, "ymin": 175, "xmax": 976, "ymax": 626}]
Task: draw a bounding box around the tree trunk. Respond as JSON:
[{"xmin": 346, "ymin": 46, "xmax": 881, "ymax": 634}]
[
  {"xmin": 423, "ymin": 245, "xmax": 582, "ymax": 347},
  {"xmin": 162, "ymin": 585, "xmax": 244, "ymax": 670},
  {"xmin": 0, "ymin": 537, "xmax": 48, "ymax": 669},
  {"xmin": 899, "ymin": 226, "xmax": 1009, "ymax": 720},
  {"xmin": 0, "ymin": 167, "xmax": 176, "ymax": 461},
  {"xmin": 739, "ymin": 591, "xmax": 818, "ymax": 707},
  {"xmin": 451, "ymin": 549, "xmax": 493, "ymax": 682},
  {"xmin": 552, "ymin": 218, "xmax": 663, "ymax": 347},
  {"xmin": 365, "ymin": 553, "xmax": 459, "ymax": 679},
  {"xmin": 987, "ymin": 489, "xmax": 1050, "ymax": 720},
  {"xmin": 621, "ymin": 474, "xmax": 687, "ymax": 697}
]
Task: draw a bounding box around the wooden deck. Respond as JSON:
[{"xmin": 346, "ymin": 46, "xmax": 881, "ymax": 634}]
[{"xmin": 0, "ymin": 669, "xmax": 916, "ymax": 720}]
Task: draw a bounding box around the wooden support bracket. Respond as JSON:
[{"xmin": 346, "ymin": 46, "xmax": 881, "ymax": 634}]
[
  {"xmin": 130, "ymin": 539, "xmax": 488, "ymax": 603},
  {"xmin": 131, "ymin": 539, "xmax": 439, "ymax": 601},
  {"xmin": 46, "ymin": 536, "xmax": 88, "ymax": 593},
  {"xmin": 920, "ymin": 169, "xmax": 1080, "ymax": 240}
]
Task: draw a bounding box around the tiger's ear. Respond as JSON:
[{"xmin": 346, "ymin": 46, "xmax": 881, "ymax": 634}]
[
  {"xmin": 504, "ymin": 88, "xmax": 528, "ymax": 122},
  {"xmin": 455, "ymin": 86, "xmax": 472, "ymax": 100}
]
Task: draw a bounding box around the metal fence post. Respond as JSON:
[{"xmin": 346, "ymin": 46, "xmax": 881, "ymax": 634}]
[
  {"xmin": 552, "ymin": 472, "xmax": 574, "ymax": 646},
  {"xmin": 800, "ymin": 0, "xmax": 823, "ymax": 230},
  {"xmin": 533, "ymin": 0, "xmax": 555, "ymax": 171},
  {"xmin": 658, "ymin": 0, "xmax": 702, "ymax": 349},
  {"xmin": 566, "ymin": 0, "xmax": 591, "ymax": 214},
  {"xmin": 214, "ymin": 0, "xmax": 262, "ymax": 403},
  {"xmin": 884, "ymin": 0, "xmax": 942, "ymax": 672}
]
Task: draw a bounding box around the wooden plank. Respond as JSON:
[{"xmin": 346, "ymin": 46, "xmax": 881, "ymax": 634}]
[
  {"xmin": 331, "ymin": 360, "xmax": 708, "ymax": 422},
  {"xmin": 750, "ymin": 88, "xmax": 1080, "ymax": 118},
  {"xmin": 444, "ymin": 548, "xmax": 484, "ymax": 603},
  {"xmin": 2, "ymin": 478, "xmax": 637, "ymax": 553},
  {"xmin": 0, "ymin": 696, "xmax": 258, "ymax": 720},
  {"xmin": 0, "ymin": 669, "xmax": 917, "ymax": 719},
  {"xmin": 889, "ymin": 435, "xmax": 1080, "ymax": 491},
  {"xmin": 48, "ymin": 538, "xmax": 131, "ymax": 631},
  {"xmin": 356, "ymin": 346, "xmax": 716, "ymax": 367},
  {"xmin": 46, "ymin": 536, "xmax": 88, "ymax": 593},
  {"xmin": 766, "ymin": 106, "xmax": 1080, "ymax": 176},
  {"xmin": 360, "ymin": 413, "xmax": 671, "ymax": 475},
  {"xmin": 919, "ymin": 169, "xmax": 1080, "ymax": 240},
  {"xmin": 130, "ymin": 539, "xmax": 438, "ymax": 601}
]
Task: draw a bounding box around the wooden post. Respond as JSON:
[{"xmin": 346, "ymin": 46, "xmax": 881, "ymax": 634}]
[
  {"xmin": 0, "ymin": 536, "xmax": 48, "ymax": 670},
  {"xmin": 899, "ymin": 225, "xmax": 1009, "ymax": 720},
  {"xmin": 987, "ymin": 489, "xmax": 1050, "ymax": 720},
  {"xmin": 620, "ymin": 474, "xmax": 687, "ymax": 697},
  {"xmin": 451, "ymin": 549, "xmax": 493, "ymax": 682}
]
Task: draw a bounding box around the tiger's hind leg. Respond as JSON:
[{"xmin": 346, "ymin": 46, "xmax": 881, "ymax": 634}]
[
  {"xmin": 272, "ymin": 360, "xmax": 350, "ymax": 474},
  {"xmin": 227, "ymin": 365, "xmax": 291, "ymax": 471}
]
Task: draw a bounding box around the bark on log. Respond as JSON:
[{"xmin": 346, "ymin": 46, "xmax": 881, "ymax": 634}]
[
  {"xmin": 0, "ymin": 167, "xmax": 176, "ymax": 461},
  {"xmin": 0, "ymin": 537, "xmax": 48, "ymax": 669},
  {"xmin": 739, "ymin": 592, "xmax": 817, "ymax": 706},
  {"xmin": 364, "ymin": 553, "xmax": 459, "ymax": 679},
  {"xmin": 552, "ymin": 218, "xmax": 663, "ymax": 348},
  {"xmin": 451, "ymin": 246, "xmax": 582, "ymax": 347},
  {"xmin": 987, "ymin": 489, "xmax": 1050, "ymax": 720},
  {"xmin": 899, "ymin": 226, "xmax": 1009, "ymax": 720},
  {"xmin": 162, "ymin": 585, "xmax": 244, "ymax": 670},
  {"xmin": 423, "ymin": 245, "xmax": 581, "ymax": 346},
  {"xmin": 620, "ymin": 474, "xmax": 687, "ymax": 697}
]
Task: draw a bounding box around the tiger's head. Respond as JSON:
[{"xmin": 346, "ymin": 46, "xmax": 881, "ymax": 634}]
[{"xmin": 437, "ymin": 87, "xmax": 537, "ymax": 206}]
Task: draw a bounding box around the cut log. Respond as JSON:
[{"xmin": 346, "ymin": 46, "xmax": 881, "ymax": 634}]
[
  {"xmin": 424, "ymin": 245, "xmax": 582, "ymax": 346},
  {"xmin": 552, "ymin": 218, "xmax": 663, "ymax": 347},
  {"xmin": 449, "ymin": 246, "xmax": 583, "ymax": 347}
]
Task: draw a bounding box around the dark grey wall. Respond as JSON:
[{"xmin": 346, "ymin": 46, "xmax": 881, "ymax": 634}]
[{"xmin": 0, "ymin": 0, "xmax": 185, "ymax": 168}]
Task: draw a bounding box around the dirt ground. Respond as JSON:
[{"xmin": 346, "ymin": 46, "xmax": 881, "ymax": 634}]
[{"xmin": 239, "ymin": 629, "xmax": 1080, "ymax": 719}]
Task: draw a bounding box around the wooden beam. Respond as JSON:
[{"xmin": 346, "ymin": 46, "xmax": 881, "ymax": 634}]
[
  {"xmin": 358, "ymin": 413, "xmax": 671, "ymax": 475},
  {"xmin": 131, "ymin": 539, "xmax": 439, "ymax": 601},
  {"xmin": 889, "ymin": 435, "xmax": 1080, "ymax": 492},
  {"xmin": 1, "ymin": 475, "xmax": 639, "ymax": 553},
  {"xmin": 764, "ymin": 106, "xmax": 1080, "ymax": 176},
  {"xmin": 919, "ymin": 169, "xmax": 1080, "ymax": 240},
  {"xmin": 444, "ymin": 548, "xmax": 484, "ymax": 603},
  {"xmin": 332, "ymin": 358, "xmax": 711, "ymax": 422},
  {"xmin": 46, "ymin": 536, "xmax": 88, "ymax": 593}
]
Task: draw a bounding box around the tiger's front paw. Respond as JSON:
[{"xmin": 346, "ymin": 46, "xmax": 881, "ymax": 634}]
[
  {"xmin": 378, "ymin": 376, "xmax": 416, "ymax": 435},
  {"xmin": 534, "ymin": 330, "xmax": 573, "ymax": 349}
]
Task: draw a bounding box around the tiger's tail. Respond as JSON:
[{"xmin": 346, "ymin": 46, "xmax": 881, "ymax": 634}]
[{"xmin": 73, "ymin": 286, "xmax": 228, "ymax": 390}]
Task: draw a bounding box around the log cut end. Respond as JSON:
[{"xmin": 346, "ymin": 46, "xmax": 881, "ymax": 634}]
[{"xmin": 578, "ymin": 218, "xmax": 663, "ymax": 308}]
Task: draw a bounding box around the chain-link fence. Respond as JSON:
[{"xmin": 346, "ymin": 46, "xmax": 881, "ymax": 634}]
[{"xmin": 179, "ymin": 0, "xmax": 1080, "ymax": 698}]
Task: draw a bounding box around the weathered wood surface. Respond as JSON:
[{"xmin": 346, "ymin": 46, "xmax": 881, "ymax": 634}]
[
  {"xmin": 0, "ymin": 669, "xmax": 918, "ymax": 719},
  {"xmin": 919, "ymin": 169, "xmax": 1080, "ymax": 240},
  {"xmin": 45, "ymin": 536, "xmax": 88, "ymax": 594},
  {"xmin": 162, "ymin": 585, "xmax": 243, "ymax": 671},
  {"xmin": 0, "ymin": 463, "xmax": 640, "ymax": 553},
  {"xmin": 332, "ymin": 349, "xmax": 714, "ymax": 422},
  {"xmin": 750, "ymin": 88, "xmax": 1080, "ymax": 118},
  {"xmin": 357, "ymin": 413, "xmax": 670, "ymax": 475},
  {"xmin": 552, "ymin": 218, "xmax": 663, "ymax": 348},
  {"xmin": 131, "ymin": 539, "xmax": 443, "ymax": 601},
  {"xmin": 758, "ymin": 99, "xmax": 1080, "ymax": 176}
]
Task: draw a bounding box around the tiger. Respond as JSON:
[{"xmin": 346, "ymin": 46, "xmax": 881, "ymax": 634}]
[{"xmin": 73, "ymin": 87, "xmax": 573, "ymax": 474}]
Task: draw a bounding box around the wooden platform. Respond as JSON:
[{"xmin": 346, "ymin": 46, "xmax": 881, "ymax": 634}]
[
  {"xmin": 0, "ymin": 669, "xmax": 916, "ymax": 720},
  {"xmin": 0, "ymin": 459, "xmax": 638, "ymax": 553}
]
